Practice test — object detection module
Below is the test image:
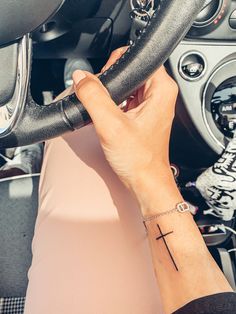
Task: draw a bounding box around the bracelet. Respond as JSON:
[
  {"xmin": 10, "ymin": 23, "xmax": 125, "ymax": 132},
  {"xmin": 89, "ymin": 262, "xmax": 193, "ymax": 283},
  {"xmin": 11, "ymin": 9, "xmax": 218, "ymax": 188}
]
[{"xmin": 143, "ymin": 202, "xmax": 190, "ymax": 223}]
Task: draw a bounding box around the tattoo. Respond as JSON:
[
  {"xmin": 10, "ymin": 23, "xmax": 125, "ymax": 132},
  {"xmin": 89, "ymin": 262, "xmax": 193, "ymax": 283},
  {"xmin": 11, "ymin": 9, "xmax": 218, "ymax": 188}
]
[{"xmin": 156, "ymin": 224, "xmax": 178, "ymax": 271}]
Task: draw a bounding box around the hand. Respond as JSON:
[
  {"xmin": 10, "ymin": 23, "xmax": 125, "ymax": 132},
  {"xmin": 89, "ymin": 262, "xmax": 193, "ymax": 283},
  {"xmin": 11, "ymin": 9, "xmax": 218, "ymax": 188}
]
[{"xmin": 73, "ymin": 48, "xmax": 178, "ymax": 191}]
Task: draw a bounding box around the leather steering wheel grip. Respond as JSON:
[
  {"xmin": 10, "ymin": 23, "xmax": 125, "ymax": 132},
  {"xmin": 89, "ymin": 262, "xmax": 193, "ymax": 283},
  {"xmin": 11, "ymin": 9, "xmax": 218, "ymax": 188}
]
[{"xmin": 0, "ymin": 0, "xmax": 205, "ymax": 148}]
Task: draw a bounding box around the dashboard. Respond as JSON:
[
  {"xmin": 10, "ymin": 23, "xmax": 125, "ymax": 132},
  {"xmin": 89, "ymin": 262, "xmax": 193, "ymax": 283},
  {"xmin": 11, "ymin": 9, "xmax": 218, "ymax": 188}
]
[
  {"xmin": 188, "ymin": 0, "xmax": 235, "ymax": 40},
  {"xmin": 169, "ymin": 0, "xmax": 236, "ymax": 161}
]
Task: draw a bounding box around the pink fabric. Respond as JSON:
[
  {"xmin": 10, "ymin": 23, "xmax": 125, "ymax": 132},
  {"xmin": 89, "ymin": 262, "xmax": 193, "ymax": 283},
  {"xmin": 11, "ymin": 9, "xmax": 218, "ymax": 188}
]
[{"xmin": 24, "ymin": 125, "xmax": 163, "ymax": 314}]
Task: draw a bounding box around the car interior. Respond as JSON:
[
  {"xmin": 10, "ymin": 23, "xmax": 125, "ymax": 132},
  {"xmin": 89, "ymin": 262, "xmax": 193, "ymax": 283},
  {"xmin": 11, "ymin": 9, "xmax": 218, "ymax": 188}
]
[{"xmin": 0, "ymin": 0, "xmax": 235, "ymax": 312}]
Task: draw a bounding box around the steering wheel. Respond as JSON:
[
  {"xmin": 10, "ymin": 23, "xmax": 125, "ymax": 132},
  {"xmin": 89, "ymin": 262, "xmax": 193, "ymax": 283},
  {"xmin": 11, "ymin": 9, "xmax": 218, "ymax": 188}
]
[{"xmin": 0, "ymin": 0, "xmax": 205, "ymax": 148}]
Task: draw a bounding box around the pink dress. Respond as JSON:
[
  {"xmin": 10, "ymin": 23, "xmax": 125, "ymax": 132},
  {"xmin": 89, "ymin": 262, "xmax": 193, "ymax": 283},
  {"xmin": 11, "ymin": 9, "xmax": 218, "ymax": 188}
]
[{"xmin": 24, "ymin": 125, "xmax": 163, "ymax": 314}]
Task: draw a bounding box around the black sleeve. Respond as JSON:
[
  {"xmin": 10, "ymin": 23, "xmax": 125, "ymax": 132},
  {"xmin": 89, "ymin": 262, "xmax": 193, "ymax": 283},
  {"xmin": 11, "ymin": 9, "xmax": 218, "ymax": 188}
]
[{"xmin": 173, "ymin": 292, "xmax": 236, "ymax": 314}]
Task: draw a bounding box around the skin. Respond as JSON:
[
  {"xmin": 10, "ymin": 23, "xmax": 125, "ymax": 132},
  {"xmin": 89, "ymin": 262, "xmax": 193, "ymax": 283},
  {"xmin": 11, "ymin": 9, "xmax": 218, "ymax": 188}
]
[{"xmin": 71, "ymin": 48, "xmax": 233, "ymax": 313}]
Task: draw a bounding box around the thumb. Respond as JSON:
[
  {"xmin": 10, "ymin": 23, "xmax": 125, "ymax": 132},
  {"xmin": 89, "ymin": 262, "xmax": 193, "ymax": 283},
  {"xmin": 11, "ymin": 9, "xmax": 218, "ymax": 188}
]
[{"xmin": 73, "ymin": 70, "xmax": 123, "ymax": 130}]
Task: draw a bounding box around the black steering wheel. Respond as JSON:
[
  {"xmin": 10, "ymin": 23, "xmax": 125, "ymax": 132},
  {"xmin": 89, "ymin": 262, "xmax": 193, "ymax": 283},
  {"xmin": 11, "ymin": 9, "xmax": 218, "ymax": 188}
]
[{"xmin": 0, "ymin": 0, "xmax": 205, "ymax": 148}]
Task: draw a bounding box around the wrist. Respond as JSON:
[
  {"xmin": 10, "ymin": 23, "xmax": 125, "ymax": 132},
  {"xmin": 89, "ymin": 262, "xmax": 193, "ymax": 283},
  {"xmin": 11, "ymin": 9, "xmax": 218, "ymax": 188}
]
[{"xmin": 130, "ymin": 166, "xmax": 183, "ymax": 217}]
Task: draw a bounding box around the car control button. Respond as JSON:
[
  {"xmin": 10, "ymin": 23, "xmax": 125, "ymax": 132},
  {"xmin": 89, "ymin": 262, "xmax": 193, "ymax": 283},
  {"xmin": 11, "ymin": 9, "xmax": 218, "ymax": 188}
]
[
  {"xmin": 211, "ymin": 77, "xmax": 236, "ymax": 137},
  {"xmin": 179, "ymin": 52, "xmax": 207, "ymax": 81},
  {"xmin": 229, "ymin": 10, "xmax": 236, "ymax": 29},
  {"xmin": 182, "ymin": 63, "xmax": 204, "ymax": 78}
]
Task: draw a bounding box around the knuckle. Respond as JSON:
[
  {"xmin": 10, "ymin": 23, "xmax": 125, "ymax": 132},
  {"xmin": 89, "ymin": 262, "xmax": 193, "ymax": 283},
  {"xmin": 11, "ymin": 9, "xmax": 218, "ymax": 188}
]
[
  {"xmin": 162, "ymin": 78, "xmax": 178, "ymax": 117},
  {"xmin": 112, "ymin": 116, "xmax": 126, "ymax": 131},
  {"xmin": 168, "ymin": 97, "xmax": 177, "ymax": 121},
  {"xmin": 165, "ymin": 74, "xmax": 178, "ymax": 92},
  {"xmin": 170, "ymin": 79, "xmax": 179, "ymax": 95},
  {"xmin": 76, "ymin": 78, "xmax": 100, "ymax": 100},
  {"xmin": 100, "ymin": 117, "xmax": 126, "ymax": 143},
  {"xmin": 111, "ymin": 116, "xmax": 129, "ymax": 137}
]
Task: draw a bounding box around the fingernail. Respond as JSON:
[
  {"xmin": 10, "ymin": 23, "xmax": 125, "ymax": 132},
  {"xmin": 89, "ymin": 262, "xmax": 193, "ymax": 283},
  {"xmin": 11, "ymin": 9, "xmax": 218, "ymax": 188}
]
[{"xmin": 73, "ymin": 70, "xmax": 86, "ymax": 85}]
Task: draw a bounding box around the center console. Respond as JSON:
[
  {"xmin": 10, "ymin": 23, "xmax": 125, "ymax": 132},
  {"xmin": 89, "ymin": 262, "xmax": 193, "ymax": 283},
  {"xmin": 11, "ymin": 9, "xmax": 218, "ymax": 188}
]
[{"xmin": 169, "ymin": 0, "xmax": 236, "ymax": 154}]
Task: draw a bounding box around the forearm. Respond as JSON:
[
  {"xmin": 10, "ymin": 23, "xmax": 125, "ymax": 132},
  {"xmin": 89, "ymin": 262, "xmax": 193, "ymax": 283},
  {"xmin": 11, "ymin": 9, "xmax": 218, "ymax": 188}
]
[
  {"xmin": 133, "ymin": 170, "xmax": 233, "ymax": 313},
  {"xmin": 72, "ymin": 63, "xmax": 233, "ymax": 313}
]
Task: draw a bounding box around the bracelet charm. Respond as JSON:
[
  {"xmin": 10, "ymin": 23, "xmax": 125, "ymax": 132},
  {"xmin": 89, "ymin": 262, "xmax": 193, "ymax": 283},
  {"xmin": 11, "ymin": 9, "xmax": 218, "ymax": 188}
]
[{"xmin": 143, "ymin": 201, "xmax": 190, "ymax": 224}]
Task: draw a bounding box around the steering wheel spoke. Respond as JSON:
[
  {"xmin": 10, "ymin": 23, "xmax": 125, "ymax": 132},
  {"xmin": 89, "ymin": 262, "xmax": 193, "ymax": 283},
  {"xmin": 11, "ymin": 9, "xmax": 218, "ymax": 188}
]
[{"xmin": 0, "ymin": 35, "xmax": 31, "ymax": 139}]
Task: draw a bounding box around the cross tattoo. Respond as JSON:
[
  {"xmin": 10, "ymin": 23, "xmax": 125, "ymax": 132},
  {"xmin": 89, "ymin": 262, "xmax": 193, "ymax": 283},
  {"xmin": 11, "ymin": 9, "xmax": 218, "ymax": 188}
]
[{"xmin": 156, "ymin": 224, "xmax": 179, "ymax": 271}]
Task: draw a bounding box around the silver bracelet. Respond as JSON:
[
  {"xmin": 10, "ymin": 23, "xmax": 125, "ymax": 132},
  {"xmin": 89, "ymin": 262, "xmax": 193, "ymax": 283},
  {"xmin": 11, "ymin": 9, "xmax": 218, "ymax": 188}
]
[{"xmin": 143, "ymin": 202, "xmax": 190, "ymax": 223}]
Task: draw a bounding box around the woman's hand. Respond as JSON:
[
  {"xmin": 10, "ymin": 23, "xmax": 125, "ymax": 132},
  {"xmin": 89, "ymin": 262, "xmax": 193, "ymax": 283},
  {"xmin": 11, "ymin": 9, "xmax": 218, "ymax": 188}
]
[{"xmin": 73, "ymin": 48, "xmax": 180, "ymax": 216}]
